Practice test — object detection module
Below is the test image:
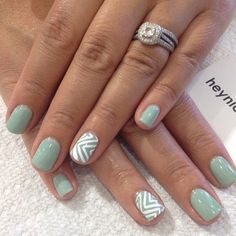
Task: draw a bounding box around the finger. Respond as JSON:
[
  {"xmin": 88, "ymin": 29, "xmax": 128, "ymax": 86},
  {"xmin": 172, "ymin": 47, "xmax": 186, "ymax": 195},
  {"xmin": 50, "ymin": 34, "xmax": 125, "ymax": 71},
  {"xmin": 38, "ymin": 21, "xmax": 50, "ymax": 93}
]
[
  {"xmin": 5, "ymin": 83, "xmax": 78, "ymax": 200},
  {"xmin": 91, "ymin": 140, "xmax": 165, "ymax": 225},
  {"xmin": 135, "ymin": 2, "xmax": 235, "ymax": 130},
  {"xmin": 6, "ymin": 0, "xmax": 103, "ymax": 134},
  {"xmin": 164, "ymin": 93, "xmax": 236, "ymax": 188},
  {"xmin": 31, "ymin": 0, "xmax": 153, "ymax": 172},
  {"xmin": 122, "ymin": 121, "xmax": 222, "ymax": 225},
  {"xmin": 70, "ymin": 0, "xmax": 204, "ymax": 165},
  {"xmin": 0, "ymin": 23, "xmax": 78, "ymax": 200},
  {"xmin": 40, "ymin": 158, "xmax": 78, "ymax": 200}
]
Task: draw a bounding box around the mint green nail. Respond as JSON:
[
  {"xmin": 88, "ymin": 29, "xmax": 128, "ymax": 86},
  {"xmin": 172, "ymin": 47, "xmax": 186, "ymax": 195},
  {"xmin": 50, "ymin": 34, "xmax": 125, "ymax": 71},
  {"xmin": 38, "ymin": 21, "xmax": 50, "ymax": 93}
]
[
  {"xmin": 32, "ymin": 138, "xmax": 60, "ymax": 171},
  {"xmin": 210, "ymin": 156, "xmax": 236, "ymax": 187},
  {"xmin": 53, "ymin": 174, "xmax": 73, "ymax": 197},
  {"xmin": 140, "ymin": 105, "xmax": 160, "ymax": 128},
  {"xmin": 191, "ymin": 188, "xmax": 221, "ymax": 222},
  {"xmin": 7, "ymin": 105, "xmax": 32, "ymax": 134}
]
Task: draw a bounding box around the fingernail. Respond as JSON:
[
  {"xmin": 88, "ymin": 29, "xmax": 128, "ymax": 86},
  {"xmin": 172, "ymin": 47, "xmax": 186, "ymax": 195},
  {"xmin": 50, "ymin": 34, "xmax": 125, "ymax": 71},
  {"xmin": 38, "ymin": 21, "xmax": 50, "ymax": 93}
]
[
  {"xmin": 7, "ymin": 105, "xmax": 33, "ymax": 134},
  {"xmin": 139, "ymin": 105, "xmax": 160, "ymax": 128},
  {"xmin": 135, "ymin": 191, "xmax": 165, "ymax": 221},
  {"xmin": 191, "ymin": 188, "xmax": 221, "ymax": 222},
  {"xmin": 70, "ymin": 132, "xmax": 99, "ymax": 164},
  {"xmin": 210, "ymin": 156, "xmax": 236, "ymax": 188},
  {"xmin": 32, "ymin": 137, "xmax": 61, "ymax": 171},
  {"xmin": 53, "ymin": 174, "xmax": 73, "ymax": 197}
]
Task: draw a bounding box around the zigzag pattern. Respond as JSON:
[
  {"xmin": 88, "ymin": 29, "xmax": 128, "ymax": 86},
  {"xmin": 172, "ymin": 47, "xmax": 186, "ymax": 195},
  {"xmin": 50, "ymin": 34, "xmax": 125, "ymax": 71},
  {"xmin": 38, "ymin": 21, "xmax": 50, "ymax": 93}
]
[
  {"xmin": 70, "ymin": 132, "xmax": 99, "ymax": 163},
  {"xmin": 136, "ymin": 191, "xmax": 165, "ymax": 221}
]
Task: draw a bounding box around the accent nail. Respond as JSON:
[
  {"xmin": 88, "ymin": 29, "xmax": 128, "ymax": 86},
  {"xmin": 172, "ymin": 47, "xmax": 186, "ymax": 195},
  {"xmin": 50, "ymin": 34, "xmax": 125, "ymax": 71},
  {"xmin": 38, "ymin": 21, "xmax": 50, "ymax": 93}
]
[
  {"xmin": 191, "ymin": 188, "xmax": 222, "ymax": 222},
  {"xmin": 139, "ymin": 105, "xmax": 160, "ymax": 128},
  {"xmin": 135, "ymin": 191, "xmax": 165, "ymax": 221},
  {"xmin": 7, "ymin": 105, "xmax": 32, "ymax": 134},
  {"xmin": 53, "ymin": 174, "xmax": 73, "ymax": 197},
  {"xmin": 70, "ymin": 132, "xmax": 99, "ymax": 164},
  {"xmin": 210, "ymin": 156, "xmax": 236, "ymax": 188},
  {"xmin": 32, "ymin": 137, "xmax": 60, "ymax": 171}
]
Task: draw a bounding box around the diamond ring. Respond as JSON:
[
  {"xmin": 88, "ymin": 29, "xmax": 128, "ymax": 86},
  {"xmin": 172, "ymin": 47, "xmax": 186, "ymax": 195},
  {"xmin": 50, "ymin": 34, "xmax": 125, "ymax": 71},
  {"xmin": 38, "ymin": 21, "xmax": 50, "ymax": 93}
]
[{"xmin": 134, "ymin": 22, "xmax": 178, "ymax": 53}]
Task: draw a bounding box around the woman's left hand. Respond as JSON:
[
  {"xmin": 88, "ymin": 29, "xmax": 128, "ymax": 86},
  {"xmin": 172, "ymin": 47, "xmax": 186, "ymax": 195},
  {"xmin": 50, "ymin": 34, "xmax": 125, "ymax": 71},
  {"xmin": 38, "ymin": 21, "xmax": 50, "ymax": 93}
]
[{"xmin": 6, "ymin": 0, "xmax": 236, "ymax": 171}]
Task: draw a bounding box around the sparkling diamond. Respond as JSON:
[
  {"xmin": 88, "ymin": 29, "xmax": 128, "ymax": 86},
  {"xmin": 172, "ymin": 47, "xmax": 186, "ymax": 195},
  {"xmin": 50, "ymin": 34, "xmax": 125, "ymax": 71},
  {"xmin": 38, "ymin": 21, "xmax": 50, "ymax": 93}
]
[
  {"xmin": 143, "ymin": 27, "xmax": 156, "ymax": 38},
  {"xmin": 138, "ymin": 23, "xmax": 162, "ymax": 45}
]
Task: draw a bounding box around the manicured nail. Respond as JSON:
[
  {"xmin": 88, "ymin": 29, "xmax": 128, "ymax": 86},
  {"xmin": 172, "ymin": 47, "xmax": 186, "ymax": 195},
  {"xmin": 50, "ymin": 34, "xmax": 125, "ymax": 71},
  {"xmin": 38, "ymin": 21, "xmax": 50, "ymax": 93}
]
[
  {"xmin": 32, "ymin": 137, "xmax": 60, "ymax": 171},
  {"xmin": 210, "ymin": 156, "xmax": 236, "ymax": 188},
  {"xmin": 53, "ymin": 174, "xmax": 73, "ymax": 197},
  {"xmin": 135, "ymin": 191, "xmax": 165, "ymax": 221},
  {"xmin": 6, "ymin": 105, "xmax": 32, "ymax": 134},
  {"xmin": 191, "ymin": 188, "xmax": 221, "ymax": 222},
  {"xmin": 139, "ymin": 105, "xmax": 160, "ymax": 128},
  {"xmin": 70, "ymin": 132, "xmax": 99, "ymax": 164}
]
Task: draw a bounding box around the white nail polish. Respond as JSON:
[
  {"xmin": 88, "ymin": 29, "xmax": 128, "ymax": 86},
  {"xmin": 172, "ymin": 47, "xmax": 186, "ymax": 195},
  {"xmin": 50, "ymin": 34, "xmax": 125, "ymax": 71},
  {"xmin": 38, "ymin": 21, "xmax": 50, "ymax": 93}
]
[
  {"xmin": 135, "ymin": 191, "xmax": 165, "ymax": 221},
  {"xmin": 70, "ymin": 132, "xmax": 99, "ymax": 164}
]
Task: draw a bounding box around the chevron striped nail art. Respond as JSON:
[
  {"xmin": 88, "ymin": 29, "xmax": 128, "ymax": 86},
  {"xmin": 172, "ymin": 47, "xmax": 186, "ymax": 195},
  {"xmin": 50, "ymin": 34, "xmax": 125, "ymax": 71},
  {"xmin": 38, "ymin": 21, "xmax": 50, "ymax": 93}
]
[
  {"xmin": 135, "ymin": 191, "xmax": 165, "ymax": 221},
  {"xmin": 70, "ymin": 132, "xmax": 99, "ymax": 164}
]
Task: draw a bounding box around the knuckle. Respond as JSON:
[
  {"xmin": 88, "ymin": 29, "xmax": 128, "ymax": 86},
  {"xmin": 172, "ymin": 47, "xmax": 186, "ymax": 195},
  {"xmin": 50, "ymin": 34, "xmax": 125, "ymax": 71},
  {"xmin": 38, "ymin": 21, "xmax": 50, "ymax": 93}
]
[
  {"xmin": 173, "ymin": 92, "xmax": 194, "ymax": 115},
  {"xmin": 110, "ymin": 165, "xmax": 137, "ymax": 188},
  {"xmin": 0, "ymin": 76, "xmax": 17, "ymax": 94},
  {"xmin": 123, "ymin": 47, "xmax": 164, "ymax": 78},
  {"xmin": 78, "ymin": 33, "xmax": 115, "ymax": 74},
  {"xmin": 0, "ymin": 58, "xmax": 18, "ymax": 90},
  {"xmin": 174, "ymin": 50, "xmax": 200, "ymax": 72},
  {"xmin": 176, "ymin": 92, "xmax": 193, "ymax": 107},
  {"xmin": 208, "ymin": 0, "xmax": 235, "ymax": 23},
  {"xmin": 187, "ymin": 131, "xmax": 215, "ymax": 150},
  {"xmin": 94, "ymin": 103, "xmax": 120, "ymax": 126},
  {"xmin": 22, "ymin": 79, "xmax": 48, "ymax": 98},
  {"xmin": 40, "ymin": 9, "xmax": 76, "ymax": 52},
  {"xmin": 166, "ymin": 158, "xmax": 195, "ymax": 184},
  {"xmin": 49, "ymin": 109, "xmax": 77, "ymax": 130},
  {"xmin": 211, "ymin": 0, "xmax": 234, "ymax": 11},
  {"xmin": 154, "ymin": 81, "xmax": 179, "ymax": 101}
]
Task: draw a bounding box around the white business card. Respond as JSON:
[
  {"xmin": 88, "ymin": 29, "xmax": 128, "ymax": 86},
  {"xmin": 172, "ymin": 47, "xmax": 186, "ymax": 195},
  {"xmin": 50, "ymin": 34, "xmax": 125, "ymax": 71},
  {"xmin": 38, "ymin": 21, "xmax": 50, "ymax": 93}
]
[{"xmin": 187, "ymin": 56, "xmax": 236, "ymax": 159}]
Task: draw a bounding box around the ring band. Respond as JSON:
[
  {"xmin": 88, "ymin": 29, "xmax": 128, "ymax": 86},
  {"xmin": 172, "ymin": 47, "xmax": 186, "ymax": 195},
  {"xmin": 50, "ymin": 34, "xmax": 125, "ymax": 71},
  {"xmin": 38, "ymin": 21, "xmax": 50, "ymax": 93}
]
[{"xmin": 134, "ymin": 22, "xmax": 178, "ymax": 53}]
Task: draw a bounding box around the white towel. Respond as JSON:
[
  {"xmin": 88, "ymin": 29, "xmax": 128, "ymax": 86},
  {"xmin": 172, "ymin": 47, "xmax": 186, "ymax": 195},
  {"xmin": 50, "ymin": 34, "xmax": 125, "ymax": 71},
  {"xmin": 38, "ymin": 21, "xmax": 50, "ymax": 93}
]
[{"xmin": 0, "ymin": 15, "xmax": 236, "ymax": 236}]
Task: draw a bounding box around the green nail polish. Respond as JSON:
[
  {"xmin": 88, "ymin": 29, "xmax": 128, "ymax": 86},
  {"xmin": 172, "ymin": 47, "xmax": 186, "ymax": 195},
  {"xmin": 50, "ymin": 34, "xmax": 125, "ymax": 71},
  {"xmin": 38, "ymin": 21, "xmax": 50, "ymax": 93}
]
[
  {"xmin": 191, "ymin": 188, "xmax": 221, "ymax": 222},
  {"xmin": 32, "ymin": 138, "xmax": 60, "ymax": 171},
  {"xmin": 140, "ymin": 105, "xmax": 160, "ymax": 128},
  {"xmin": 210, "ymin": 156, "xmax": 236, "ymax": 187},
  {"xmin": 53, "ymin": 174, "xmax": 73, "ymax": 197},
  {"xmin": 7, "ymin": 105, "xmax": 32, "ymax": 134}
]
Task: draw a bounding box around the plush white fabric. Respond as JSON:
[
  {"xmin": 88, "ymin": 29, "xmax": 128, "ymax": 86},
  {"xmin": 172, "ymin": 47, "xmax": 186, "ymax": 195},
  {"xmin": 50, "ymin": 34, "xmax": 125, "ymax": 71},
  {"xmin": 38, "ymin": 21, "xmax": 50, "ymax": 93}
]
[{"xmin": 0, "ymin": 15, "xmax": 236, "ymax": 236}]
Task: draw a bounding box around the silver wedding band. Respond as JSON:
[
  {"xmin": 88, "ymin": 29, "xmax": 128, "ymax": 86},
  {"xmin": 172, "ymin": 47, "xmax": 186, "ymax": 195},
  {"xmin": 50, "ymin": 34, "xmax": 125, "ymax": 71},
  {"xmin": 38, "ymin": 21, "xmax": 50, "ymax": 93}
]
[{"xmin": 134, "ymin": 22, "xmax": 178, "ymax": 53}]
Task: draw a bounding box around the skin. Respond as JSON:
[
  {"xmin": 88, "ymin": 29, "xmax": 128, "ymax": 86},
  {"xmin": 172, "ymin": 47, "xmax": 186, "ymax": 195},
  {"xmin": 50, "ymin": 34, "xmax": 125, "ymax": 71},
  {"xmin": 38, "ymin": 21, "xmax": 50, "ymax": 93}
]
[
  {"xmin": 5, "ymin": 0, "xmax": 236, "ymax": 170},
  {"xmin": 0, "ymin": 0, "xmax": 235, "ymax": 226}
]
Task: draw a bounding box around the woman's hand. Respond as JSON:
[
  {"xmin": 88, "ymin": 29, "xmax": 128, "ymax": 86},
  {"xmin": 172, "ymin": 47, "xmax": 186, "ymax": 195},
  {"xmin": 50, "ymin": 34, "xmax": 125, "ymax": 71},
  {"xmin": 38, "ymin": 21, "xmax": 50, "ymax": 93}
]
[
  {"xmin": 1, "ymin": 2, "xmax": 236, "ymax": 226},
  {"xmin": 6, "ymin": 0, "xmax": 236, "ymax": 170}
]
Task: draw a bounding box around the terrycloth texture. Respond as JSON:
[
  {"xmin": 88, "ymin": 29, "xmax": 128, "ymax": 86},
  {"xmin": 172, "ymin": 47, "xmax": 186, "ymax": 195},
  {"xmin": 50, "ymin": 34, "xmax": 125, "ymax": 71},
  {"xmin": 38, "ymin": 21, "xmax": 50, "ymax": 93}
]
[{"xmin": 1, "ymin": 16, "xmax": 236, "ymax": 236}]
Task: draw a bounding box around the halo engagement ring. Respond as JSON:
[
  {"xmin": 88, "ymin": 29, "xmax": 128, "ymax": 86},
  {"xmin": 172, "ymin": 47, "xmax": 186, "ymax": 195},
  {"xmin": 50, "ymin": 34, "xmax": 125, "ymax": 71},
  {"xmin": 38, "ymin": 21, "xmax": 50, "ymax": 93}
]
[{"xmin": 134, "ymin": 22, "xmax": 178, "ymax": 52}]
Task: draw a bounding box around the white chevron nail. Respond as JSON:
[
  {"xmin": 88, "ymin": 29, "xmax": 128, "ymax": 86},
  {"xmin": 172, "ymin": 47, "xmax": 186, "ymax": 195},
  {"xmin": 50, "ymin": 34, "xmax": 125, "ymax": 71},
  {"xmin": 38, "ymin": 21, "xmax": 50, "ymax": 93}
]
[
  {"xmin": 70, "ymin": 132, "xmax": 99, "ymax": 164},
  {"xmin": 135, "ymin": 191, "xmax": 165, "ymax": 221}
]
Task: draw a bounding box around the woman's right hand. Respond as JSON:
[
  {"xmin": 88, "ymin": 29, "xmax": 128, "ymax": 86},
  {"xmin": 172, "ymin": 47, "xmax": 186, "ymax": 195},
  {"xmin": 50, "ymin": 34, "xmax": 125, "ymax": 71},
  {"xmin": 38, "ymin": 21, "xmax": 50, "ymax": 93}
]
[{"xmin": 0, "ymin": 0, "xmax": 235, "ymax": 226}]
